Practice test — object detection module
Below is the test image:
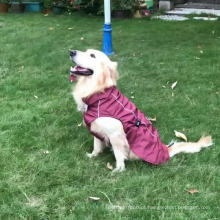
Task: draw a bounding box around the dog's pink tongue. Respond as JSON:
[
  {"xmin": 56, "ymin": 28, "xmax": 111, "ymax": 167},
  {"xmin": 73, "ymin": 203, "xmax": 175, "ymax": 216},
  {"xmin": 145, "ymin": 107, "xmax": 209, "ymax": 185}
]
[
  {"xmin": 70, "ymin": 74, "xmax": 76, "ymax": 82},
  {"xmin": 70, "ymin": 66, "xmax": 77, "ymax": 82}
]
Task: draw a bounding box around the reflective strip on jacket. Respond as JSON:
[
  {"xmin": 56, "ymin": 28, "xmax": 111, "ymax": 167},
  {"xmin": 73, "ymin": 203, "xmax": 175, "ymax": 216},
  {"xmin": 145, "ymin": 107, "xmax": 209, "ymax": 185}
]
[{"xmin": 83, "ymin": 86, "xmax": 170, "ymax": 165}]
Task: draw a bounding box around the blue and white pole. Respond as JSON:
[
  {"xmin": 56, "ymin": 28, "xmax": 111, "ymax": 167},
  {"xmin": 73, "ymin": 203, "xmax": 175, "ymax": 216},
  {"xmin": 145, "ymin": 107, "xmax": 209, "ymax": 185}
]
[{"xmin": 103, "ymin": 0, "xmax": 114, "ymax": 55}]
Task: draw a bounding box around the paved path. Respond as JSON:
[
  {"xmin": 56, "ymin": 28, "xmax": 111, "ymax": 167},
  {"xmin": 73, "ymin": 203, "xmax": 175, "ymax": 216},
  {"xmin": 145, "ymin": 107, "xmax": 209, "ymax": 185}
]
[{"xmin": 167, "ymin": 8, "xmax": 220, "ymax": 16}]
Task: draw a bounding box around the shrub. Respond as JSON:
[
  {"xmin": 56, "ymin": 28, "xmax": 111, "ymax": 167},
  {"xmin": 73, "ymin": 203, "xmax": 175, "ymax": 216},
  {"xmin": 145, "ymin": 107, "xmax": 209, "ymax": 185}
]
[
  {"xmin": 112, "ymin": 0, "xmax": 137, "ymax": 11},
  {"xmin": 0, "ymin": 0, "xmax": 9, "ymax": 3},
  {"xmin": 44, "ymin": 0, "xmax": 53, "ymax": 8},
  {"xmin": 72, "ymin": 0, "xmax": 102, "ymax": 14},
  {"xmin": 72, "ymin": 0, "xmax": 138, "ymax": 15}
]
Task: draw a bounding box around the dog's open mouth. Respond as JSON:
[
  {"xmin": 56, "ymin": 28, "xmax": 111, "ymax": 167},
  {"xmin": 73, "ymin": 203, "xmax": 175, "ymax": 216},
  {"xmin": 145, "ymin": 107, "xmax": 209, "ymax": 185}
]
[{"xmin": 70, "ymin": 65, "xmax": 93, "ymax": 82}]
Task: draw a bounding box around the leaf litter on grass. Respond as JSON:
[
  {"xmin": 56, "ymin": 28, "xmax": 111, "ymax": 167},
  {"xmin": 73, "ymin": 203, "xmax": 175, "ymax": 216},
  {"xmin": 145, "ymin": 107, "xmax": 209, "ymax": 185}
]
[
  {"xmin": 106, "ymin": 162, "xmax": 113, "ymax": 170},
  {"xmin": 174, "ymin": 130, "xmax": 187, "ymax": 142},
  {"xmin": 1, "ymin": 13, "xmax": 219, "ymax": 219},
  {"xmin": 187, "ymin": 189, "xmax": 199, "ymax": 194},
  {"xmin": 171, "ymin": 81, "xmax": 178, "ymax": 90},
  {"xmin": 148, "ymin": 117, "xmax": 156, "ymax": 122},
  {"xmin": 88, "ymin": 196, "xmax": 100, "ymax": 202}
]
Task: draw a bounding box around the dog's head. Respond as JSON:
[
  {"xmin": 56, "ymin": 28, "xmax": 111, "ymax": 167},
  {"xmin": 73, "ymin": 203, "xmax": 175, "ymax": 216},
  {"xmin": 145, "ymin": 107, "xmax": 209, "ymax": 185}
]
[{"xmin": 70, "ymin": 49, "xmax": 118, "ymax": 89}]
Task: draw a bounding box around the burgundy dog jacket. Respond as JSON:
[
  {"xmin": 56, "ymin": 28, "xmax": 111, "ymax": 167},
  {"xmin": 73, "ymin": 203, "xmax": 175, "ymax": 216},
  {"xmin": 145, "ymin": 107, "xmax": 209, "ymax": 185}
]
[{"xmin": 83, "ymin": 86, "xmax": 170, "ymax": 165}]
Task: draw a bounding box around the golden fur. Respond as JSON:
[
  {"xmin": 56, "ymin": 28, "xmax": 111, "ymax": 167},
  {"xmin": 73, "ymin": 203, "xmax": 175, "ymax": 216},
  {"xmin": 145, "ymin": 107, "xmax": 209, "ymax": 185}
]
[{"xmin": 71, "ymin": 49, "xmax": 213, "ymax": 172}]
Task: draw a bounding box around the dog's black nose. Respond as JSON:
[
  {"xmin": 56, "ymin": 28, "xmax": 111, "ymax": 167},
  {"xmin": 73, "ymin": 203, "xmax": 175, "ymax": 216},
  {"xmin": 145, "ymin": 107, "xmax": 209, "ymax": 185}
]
[{"xmin": 70, "ymin": 50, "xmax": 77, "ymax": 57}]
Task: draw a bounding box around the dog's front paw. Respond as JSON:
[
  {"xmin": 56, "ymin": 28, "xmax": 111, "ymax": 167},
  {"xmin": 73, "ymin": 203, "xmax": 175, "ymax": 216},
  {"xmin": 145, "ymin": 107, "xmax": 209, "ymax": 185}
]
[
  {"xmin": 86, "ymin": 152, "xmax": 97, "ymax": 158},
  {"xmin": 112, "ymin": 164, "xmax": 126, "ymax": 173}
]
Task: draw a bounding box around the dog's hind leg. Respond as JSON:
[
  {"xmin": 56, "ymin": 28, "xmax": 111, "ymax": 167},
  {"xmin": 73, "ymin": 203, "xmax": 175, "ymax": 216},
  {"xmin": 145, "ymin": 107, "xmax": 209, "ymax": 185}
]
[{"xmin": 87, "ymin": 137, "xmax": 105, "ymax": 158}]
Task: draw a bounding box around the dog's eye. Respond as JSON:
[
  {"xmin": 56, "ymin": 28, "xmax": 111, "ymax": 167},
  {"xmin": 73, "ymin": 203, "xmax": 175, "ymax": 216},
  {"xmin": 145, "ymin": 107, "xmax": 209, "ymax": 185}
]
[{"xmin": 90, "ymin": 54, "xmax": 96, "ymax": 58}]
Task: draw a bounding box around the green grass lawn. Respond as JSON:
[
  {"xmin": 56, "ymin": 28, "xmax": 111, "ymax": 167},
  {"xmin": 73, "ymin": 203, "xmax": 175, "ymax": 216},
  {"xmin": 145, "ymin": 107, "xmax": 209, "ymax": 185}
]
[{"xmin": 0, "ymin": 12, "xmax": 219, "ymax": 219}]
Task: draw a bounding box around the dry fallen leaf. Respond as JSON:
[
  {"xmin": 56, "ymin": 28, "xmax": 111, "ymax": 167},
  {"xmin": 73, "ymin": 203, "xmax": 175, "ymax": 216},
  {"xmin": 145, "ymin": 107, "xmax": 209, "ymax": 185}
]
[
  {"xmin": 148, "ymin": 117, "xmax": 156, "ymax": 122},
  {"xmin": 49, "ymin": 27, "xmax": 53, "ymax": 30},
  {"xmin": 171, "ymin": 81, "xmax": 177, "ymax": 90},
  {"xmin": 174, "ymin": 130, "xmax": 187, "ymax": 142},
  {"xmin": 43, "ymin": 150, "xmax": 50, "ymax": 154},
  {"xmin": 25, "ymin": 196, "xmax": 42, "ymax": 207},
  {"xmin": 106, "ymin": 162, "xmax": 113, "ymax": 170},
  {"xmin": 88, "ymin": 196, "xmax": 100, "ymax": 201},
  {"xmin": 187, "ymin": 189, "xmax": 199, "ymax": 194},
  {"xmin": 77, "ymin": 122, "xmax": 82, "ymax": 127}
]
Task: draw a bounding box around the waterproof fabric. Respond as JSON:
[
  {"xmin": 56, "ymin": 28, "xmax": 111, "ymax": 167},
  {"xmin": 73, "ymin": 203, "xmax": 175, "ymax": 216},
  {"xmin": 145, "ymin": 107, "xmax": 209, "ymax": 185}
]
[{"xmin": 83, "ymin": 86, "xmax": 170, "ymax": 165}]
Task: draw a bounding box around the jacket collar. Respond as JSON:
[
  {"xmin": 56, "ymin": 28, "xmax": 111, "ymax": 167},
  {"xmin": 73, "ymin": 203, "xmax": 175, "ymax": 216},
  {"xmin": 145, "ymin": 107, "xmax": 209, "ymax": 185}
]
[{"xmin": 83, "ymin": 86, "xmax": 115, "ymax": 105}]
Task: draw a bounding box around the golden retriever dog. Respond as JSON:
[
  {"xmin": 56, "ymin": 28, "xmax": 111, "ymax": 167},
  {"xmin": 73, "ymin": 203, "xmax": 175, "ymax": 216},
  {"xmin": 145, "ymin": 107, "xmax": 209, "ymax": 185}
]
[{"xmin": 70, "ymin": 49, "xmax": 213, "ymax": 172}]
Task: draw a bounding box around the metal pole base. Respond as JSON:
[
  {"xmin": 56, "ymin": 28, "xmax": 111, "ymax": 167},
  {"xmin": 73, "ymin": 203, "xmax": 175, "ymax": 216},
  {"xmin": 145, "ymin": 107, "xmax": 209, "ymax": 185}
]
[{"xmin": 103, "ymin": 23, "xmax": 114, "ymax": 56}]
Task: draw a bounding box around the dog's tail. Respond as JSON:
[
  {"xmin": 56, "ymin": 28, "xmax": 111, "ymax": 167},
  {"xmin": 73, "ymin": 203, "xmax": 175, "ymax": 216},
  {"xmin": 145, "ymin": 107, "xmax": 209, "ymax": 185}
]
[{"xmin": 168, "ymin": 136, "xmax": 213, "ymax": 158}]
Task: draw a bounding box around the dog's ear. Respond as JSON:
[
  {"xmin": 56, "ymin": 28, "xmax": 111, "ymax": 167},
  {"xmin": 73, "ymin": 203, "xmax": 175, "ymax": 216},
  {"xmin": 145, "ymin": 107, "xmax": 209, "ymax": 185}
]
[
  {"xmin": 111, "ymin": 61, "xmax": 118, "ymax": 71},
  {"xmin": 98, "ymin": 62, "xmax": 118, "ymax": 88},
  {"xmin": 98, "ymin": 63, "xmax": 108, "ymax": 87},
  {"xmin": 109, "ymin": 61, "xmax": 118, "ymax": 85}
]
